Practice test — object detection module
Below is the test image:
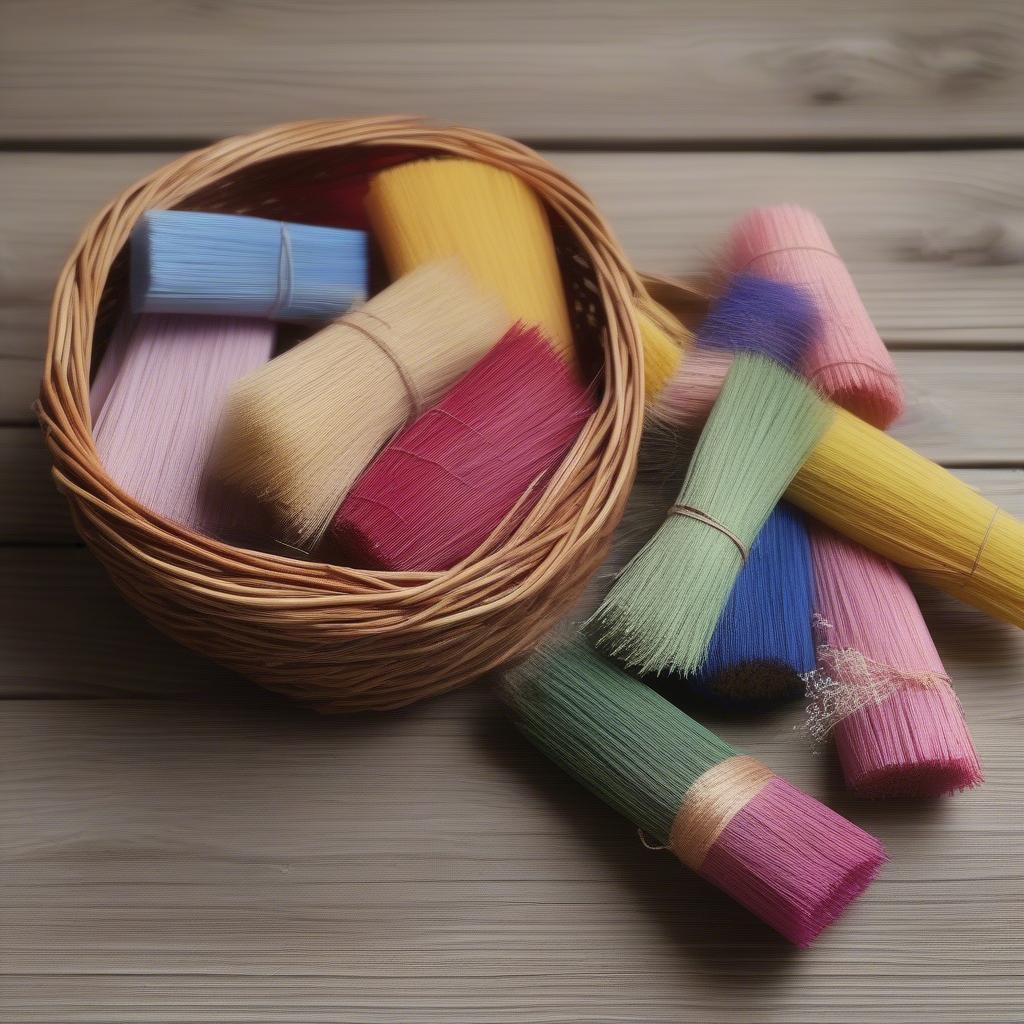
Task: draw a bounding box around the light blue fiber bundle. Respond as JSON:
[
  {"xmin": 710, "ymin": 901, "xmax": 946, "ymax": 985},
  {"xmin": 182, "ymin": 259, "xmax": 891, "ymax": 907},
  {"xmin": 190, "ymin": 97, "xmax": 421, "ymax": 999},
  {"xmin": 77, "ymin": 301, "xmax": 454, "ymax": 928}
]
[{"xmin": 131, "ymin": 210, "xmax": 367, "ymax": 323}]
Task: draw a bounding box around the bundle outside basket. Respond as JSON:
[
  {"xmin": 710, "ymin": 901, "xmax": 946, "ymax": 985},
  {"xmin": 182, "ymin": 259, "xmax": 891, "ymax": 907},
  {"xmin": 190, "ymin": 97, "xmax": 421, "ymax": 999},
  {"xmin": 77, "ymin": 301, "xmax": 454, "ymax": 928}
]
[{"xmin": 37, "ymin": 117, "xmax": 651, "ymax": 712}]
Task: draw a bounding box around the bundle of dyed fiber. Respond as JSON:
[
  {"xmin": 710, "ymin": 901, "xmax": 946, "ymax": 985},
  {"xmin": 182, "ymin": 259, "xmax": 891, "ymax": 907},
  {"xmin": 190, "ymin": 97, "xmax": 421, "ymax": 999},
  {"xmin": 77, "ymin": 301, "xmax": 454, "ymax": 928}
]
[
  {"xmin": 216, "ymin": 260, "xmax": 510, "ymax": 551},
  {"xmin": 131, "ymin": 210, "xmax": 367, "ymax": 322},
  {"xmin": 648, "ymin": 346, "xmax": 733, "ymax": 430},
  {"xmin": 93, "ymin": 314, "xmax": 275, "ymax": 539},
  {"xmin": 328, "ymin": 323, "xmax": 594, "ymax": 571},
  {"xmin": 695, "ymin": 272, "xmax": 815, "ymax": 369},
  {"xmin": 650, "ymin": 357, "xmax": 1024, "ymax": 628},
  {"xmin": 666, "ymin": 274, "xmax": 817, "ymax": 706},
  {"xmin": 89, "ymin": 313, "xmax": 135, "ymax": 419},
  {"xmin": 502, "ymin": 641, "xmax": 886, "ymax": 946},
  {"xmin": 591, "ymin": 354, "xmax": 831, "ymax": 676},
  {"xmin": 366, "ymin": 156, "xmax": 687, "ymax": 393},
  {"xmin": 807, "ymin": 525, "xmax": 983, "ymax": 798},
  {"xmin": 691, "ymin": 502, "xmax": 815, "ymax": 708},
  {"xmin": 367, "ymin": 158, "xmax": 575, "ymax": 361},
  {"xmin": 787, "ymin": 407, "xmax": 1024, "ymax": 628},
  {"xmin": 724, "ymin": 205, "xmax": 904, "ymax": 428}
]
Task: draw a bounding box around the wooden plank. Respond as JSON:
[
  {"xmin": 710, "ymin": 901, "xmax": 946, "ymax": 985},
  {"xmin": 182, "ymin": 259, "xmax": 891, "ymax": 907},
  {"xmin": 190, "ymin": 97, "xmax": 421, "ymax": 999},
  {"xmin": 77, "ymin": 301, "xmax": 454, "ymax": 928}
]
[
  {"xmin": 1, "ymin": 2, "xmax": 1023, "ymax": 143},
  {"xmin": 4, "ymin": 149, "xmax": 1024, "ymax": 393},
  {"xmin": 0, "ymin": 696, "xmax": 1020, "ymax": 1022},
  {"xmin": 557, "ymin": 149, "xmax": 1024, "ymax": 346},
  {"xmin": 2, "ymin": 470, "xmax": 1022, "ymax": 702},
  {"xmin": 0, "ymin": 153, "xmax": 166, "ymax": 362},
  {"xmin": 0, "ymin": 428, "xmax": 72, "ymax": 543}
]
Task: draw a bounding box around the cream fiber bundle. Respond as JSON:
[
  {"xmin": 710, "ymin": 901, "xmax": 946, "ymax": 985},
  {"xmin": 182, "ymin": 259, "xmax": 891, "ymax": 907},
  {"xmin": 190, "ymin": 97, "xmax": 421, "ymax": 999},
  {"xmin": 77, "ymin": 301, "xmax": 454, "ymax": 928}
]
[
  {"xmin": 807, "ymin": 525, "xmax": 983, "ymax": 798},
  {"xmin": 366, "ymin": 156, "xmax": 687, "ymax": 398},
  {"xmin": 503, "ymin": 641, "xmax": 886, "ymax": 947},
  {"xmin": 591, "ymin": 354, "xmax": 832, "ymax": 676},
  {"xmin": 723, "ymin": 205, "xmax": 904, "ymax": 429},
  {"xmin": 216, "ymin": 260, "xmax": 510, "ymax": 551}
]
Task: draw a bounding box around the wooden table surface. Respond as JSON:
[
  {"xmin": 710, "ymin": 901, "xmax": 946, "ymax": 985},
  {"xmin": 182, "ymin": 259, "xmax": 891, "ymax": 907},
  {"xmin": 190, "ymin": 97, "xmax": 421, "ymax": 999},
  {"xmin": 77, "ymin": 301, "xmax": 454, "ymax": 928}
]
[{"xmin": 1, "ymin": 3, "xmax": 1022, "ymax": 1021}]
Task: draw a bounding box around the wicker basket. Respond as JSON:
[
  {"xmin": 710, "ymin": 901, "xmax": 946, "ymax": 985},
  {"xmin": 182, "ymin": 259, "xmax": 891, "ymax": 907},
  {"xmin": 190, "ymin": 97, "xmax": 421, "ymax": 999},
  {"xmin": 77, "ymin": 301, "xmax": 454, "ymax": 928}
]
[{"xmin": 38, "ymin": 117, "xmax": 658, "ymax": 712}]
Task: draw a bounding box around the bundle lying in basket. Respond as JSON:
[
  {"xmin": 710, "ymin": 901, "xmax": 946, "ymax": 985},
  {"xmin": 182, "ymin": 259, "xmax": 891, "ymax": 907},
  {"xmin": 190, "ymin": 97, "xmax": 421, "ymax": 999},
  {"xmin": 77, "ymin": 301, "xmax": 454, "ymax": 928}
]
[
  {"xmin": 39, "ymin": 118, "xmax": 650, "ymax": 711},
  {"xmin": 328, "ymin": 322, "xmax": 595, "ymax": 571},
  {"xmin": 215, "ymin": 260, "xmax": 511, "ymax": 551}
]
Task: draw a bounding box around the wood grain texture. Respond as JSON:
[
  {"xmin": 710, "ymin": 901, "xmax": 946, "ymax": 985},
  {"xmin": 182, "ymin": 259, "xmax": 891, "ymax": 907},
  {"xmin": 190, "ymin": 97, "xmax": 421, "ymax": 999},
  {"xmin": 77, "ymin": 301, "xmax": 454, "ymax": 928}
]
[
  {"xmin": 0, "ymin": 691, "xmax": 1021, "ymax": 1023},
  {"xmin": 3, "ymin": 15, "xmax": 1024, "ymax": 1014},
  {"xmin": 1, "ymin": 1, "xmax": 1023, "ymax": 143}
]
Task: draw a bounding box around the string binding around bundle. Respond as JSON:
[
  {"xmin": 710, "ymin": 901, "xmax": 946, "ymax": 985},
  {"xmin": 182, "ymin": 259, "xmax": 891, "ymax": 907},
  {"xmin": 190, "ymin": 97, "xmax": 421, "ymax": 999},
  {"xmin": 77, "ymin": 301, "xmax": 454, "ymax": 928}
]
[
  {"xmin": 804, "ymin": 525, "xmax": 983, "ymax": 799},
  {"xmin": 648, "ymin": 344, "xmax": 1024, "ymax": 630},
  {"xmin": 591, "ymin": 352, "xmax": 831, "ymax": 677},
  {"xmin": 328, "ymin": 322, "xmax": 595, "ymax": 572},
  {"xmin": 214, "ymin": 259, "xmax": 512, "ymax": 551},
  {"xmin": 723, "ymin": 204, "xmax": 905, "ymax": 429},
  {"xmin": 131, "ymin": 209, "xmax": 368, "ymax": 323},
  {"xmin": 502, "ymin": 640, "xmax": 886, "ymax": 946}
]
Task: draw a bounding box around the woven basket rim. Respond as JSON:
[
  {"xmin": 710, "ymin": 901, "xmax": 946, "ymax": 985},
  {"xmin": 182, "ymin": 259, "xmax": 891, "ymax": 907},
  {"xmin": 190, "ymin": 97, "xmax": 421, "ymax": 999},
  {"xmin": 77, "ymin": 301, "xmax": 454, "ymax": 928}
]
[{"xmin": 37, "ymin": 116, "xmax": 653, "ymax": 710}]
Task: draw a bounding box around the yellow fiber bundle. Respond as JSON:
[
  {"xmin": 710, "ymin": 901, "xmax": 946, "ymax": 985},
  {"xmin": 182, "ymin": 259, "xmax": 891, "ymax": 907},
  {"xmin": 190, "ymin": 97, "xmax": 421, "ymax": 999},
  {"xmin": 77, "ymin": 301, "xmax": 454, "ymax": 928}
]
[
  {"xmin": 368, "ymin": 158, "xmax": 575, "ymax": 361},
  {"xmin": 368, "ymin": 157, "xmax": 688, "ymax": 400},
  {"xmin": 786, "ymin": 407, "xmax": 1024, "ymax": 628}
]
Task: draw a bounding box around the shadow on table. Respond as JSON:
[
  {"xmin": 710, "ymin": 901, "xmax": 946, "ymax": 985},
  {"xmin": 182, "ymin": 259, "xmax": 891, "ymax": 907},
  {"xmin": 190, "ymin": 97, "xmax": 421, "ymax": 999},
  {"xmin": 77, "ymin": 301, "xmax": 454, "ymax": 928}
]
[{"xmin": 476, "ymin": 703, "xmax": 803, "ymax": 983}]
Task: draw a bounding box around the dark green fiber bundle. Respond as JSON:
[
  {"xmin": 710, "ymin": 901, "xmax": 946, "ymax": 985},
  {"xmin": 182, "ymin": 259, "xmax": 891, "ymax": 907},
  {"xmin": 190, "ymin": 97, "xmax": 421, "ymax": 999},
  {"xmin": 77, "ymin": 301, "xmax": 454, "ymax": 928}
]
[{"xmin": 501, "ymin": 640, "xmax": 734, "ymax": 844}]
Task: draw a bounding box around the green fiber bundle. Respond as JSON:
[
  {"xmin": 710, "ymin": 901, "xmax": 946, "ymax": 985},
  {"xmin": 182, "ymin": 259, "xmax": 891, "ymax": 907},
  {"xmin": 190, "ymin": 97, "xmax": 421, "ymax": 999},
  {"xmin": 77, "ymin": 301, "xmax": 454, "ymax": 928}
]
[
  {"xmin": 589, "ymin": 354, "xmax": 832, "ymax": 676},
  {"xmin": 502, "ymin": 640, "xmax": 734, "ymax": 843}
]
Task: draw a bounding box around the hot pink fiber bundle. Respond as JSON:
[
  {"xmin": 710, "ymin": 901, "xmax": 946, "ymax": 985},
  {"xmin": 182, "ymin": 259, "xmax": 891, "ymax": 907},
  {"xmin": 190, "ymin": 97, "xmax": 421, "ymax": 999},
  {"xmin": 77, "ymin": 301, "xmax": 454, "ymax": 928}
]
[
  {"xmin": 723, "ymin": 205, "xmax": 904, "ymax": 429},
  {"xmin": 701, "ymin": 776, "xmax": 886, "ymax": 947},
  {"xmin": 93, "ymin": 314, "xmax": 275, "ymax": 540},
  {"xmin": 808, "ymin": 525, "xmax": 983, "ymax": 798},
  {"xmin": 329, "ymin": 323, "xmax": 594, "ymax": 572}
]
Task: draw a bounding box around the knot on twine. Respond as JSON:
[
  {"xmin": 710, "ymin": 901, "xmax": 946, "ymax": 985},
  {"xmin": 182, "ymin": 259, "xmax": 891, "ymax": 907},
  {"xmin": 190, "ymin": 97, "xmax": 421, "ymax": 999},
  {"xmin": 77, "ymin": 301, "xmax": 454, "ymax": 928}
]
[
  {"xmin": 667, "ymin": 756, "xmax": 774, "ymax": 871},
  {"xmin": 340, "ymin": 311, "xmax": 423, "ymax": 423},
  {"xmin": 668, "ymin": 504, "xmax": 748, "ymax": 563}
]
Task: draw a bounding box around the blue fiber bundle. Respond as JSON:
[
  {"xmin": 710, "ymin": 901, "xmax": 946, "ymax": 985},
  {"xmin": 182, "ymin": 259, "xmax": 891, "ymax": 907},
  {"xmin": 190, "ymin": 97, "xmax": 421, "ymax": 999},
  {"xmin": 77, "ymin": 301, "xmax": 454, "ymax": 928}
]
[
  {"xmin": 131, "ymin": 210, "xmax": 367, "ymax": 323},
  {"xmin": 698, "ymin": 272, "xmax": 817, "ymax": 369},
  {"xmin": 687, "ymin": 501, "xmax": 816, "ymax": 708}
]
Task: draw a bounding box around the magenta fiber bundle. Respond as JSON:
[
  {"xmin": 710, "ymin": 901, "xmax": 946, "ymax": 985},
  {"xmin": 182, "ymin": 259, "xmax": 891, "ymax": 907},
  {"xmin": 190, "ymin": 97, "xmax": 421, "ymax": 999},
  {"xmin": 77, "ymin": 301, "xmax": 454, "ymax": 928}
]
[
  {"xmin": 723, "ymin": 205, "xmax": 904, "ymax": 429},
  {"xmin": 329, "ymin": 323, "xmax": 594, "ymax": 572},
  {"xmin": 92, "ymin": 314, "xmax": 275, "ymax": 540},
  {"xmin": 807, "ymin": 525, "xmax": 983, "ymax": 798}
]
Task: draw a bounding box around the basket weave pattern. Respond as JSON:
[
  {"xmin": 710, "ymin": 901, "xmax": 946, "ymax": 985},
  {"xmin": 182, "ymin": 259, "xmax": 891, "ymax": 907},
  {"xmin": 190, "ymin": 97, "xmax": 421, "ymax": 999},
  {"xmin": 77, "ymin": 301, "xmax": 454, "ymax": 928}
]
[{"xmin": 38, "ymin": 118, "xmax": 647, "ymax": 712}]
